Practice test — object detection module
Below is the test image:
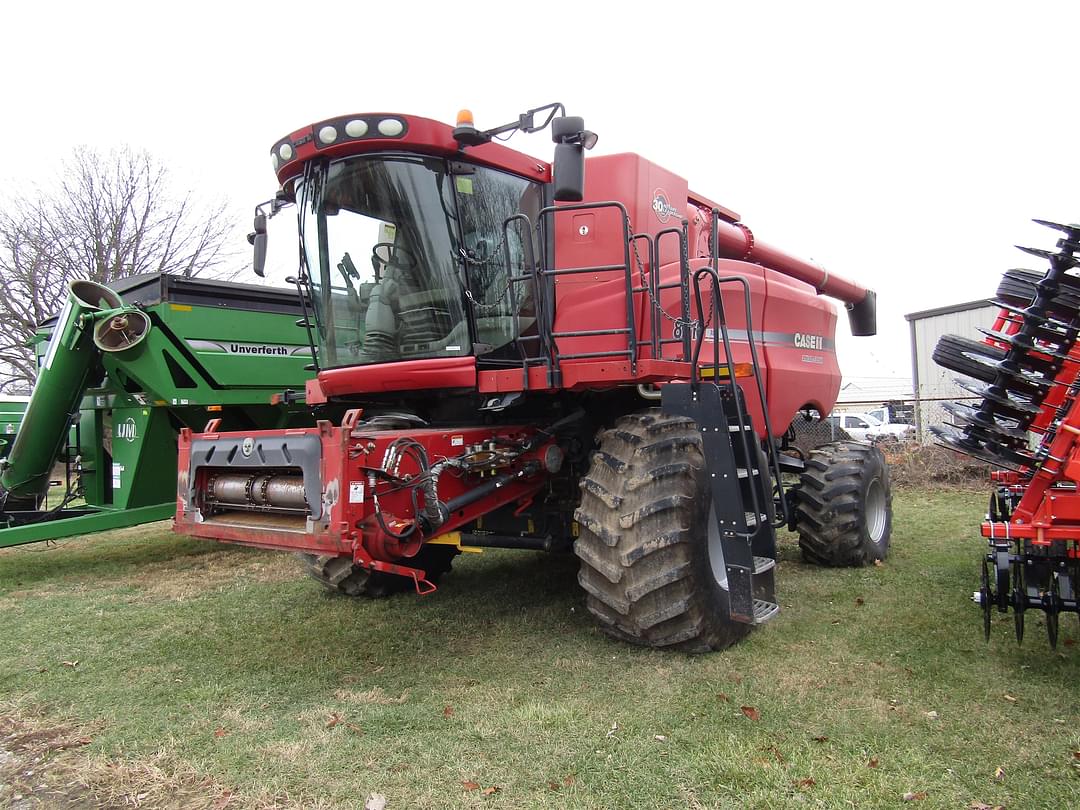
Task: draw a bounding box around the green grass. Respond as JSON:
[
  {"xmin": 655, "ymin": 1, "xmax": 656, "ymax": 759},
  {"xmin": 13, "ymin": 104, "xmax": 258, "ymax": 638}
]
[{"xmin": 1, "ymin": 491, "xmax": 1078, "ymax": 809}]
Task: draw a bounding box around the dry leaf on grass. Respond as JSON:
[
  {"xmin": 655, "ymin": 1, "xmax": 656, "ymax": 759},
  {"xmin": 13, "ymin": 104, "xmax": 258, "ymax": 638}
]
[
  {"xmin": 794, "ymin": 777, "xmax": 815, "ymax": 789},
  {"xmin": 326, "ymin": 712, "xmax": 342, "ymax": 729},
  {"xmin": 462, "ymin": 780, "xmax": 480, "ymax": 791},
  {"xmin": 346, "ymin": 723, "xmax": 363, "ymax": 734},
  {"xmin": 716, "ymin": 692, "xmax": 729, "ymax": 702},
  {"xmin": 740, "ymin": 706, "xmax": 761, "ymax": 721},
  {"xmin": 993, "ymin": 766, "xmax": 1005, "ymax": 781},
  {"xmin": 443, "ymin": 705, "xmax": 454, "ymax": 718},
  {"xmin": 855, "ymin": 597, "xmax": 865, "ymax": 606},
  {"xmin": 547, "ymin": 781, "xmax": 560, "ymax": 791},
  {"xmin": 481, "ymin": 786, "xmax": 500, "ymax": 796},
  {"xmin": 563, "ymin": 774, "xmax": 576, "ymax": 787},
  {"xmin": 61, "ymin": 660, "xmax": 79, "ymax": 669},
  {"xmin": 923, "ymin": 710, "xmax": 939, "ymax": 720},
  {"xmin": 1003, "ymin": 694, "xmax": 1017, "ymax": 704},
  {"xmin": 364, "ymin": 794, "xmax": 387, "ymax": 810},
  {"xmin": 811, "ymin": 735, "xmax": 829, "ymax": 743},
  {"xmin": 606, "ymin": 721, "xmax": 619, "ymax": 737},
  {"xmin": 867, "ymin": 756, "xmax": 879, "ymax": 768},
  {"xmin": 654, "ymin": 735, "xmax": 667, "ymax": 742},
  {"xmin": 212, "ymin": 728, "xmax": 227, "ymax": 738},
  {"xmin": 903, "ymin": 791, "xmax": 928, "ymax": 801}
]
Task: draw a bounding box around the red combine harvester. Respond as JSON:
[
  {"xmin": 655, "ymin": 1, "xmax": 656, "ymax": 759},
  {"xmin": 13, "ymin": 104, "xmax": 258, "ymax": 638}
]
[
  {"xmin": 933, "ymin": 220, "xmax": 1080, "ymax": 647},
  {"xmin": 174, "ymin": 104, "xmax": 890, "ymax": 651}
]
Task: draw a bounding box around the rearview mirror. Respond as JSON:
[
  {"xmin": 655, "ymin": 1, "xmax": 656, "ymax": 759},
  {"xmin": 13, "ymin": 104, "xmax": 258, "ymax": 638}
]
[
  {"xmin": 553, "ymin": 143, "xmax": 584, "ymax": 202},
  {"xmin": 250, "ymin": 213, "xmax": 268, "ymax": 277},
  {"xmin": 551, "ymin": 116, "xmax": 596, "ymax": 203}
]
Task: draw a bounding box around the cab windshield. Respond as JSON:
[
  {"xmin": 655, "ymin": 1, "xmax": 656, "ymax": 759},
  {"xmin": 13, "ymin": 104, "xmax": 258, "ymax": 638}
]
[{"xmin": 296, "ymin": 154, "xmax": 540, "ymax": 369}]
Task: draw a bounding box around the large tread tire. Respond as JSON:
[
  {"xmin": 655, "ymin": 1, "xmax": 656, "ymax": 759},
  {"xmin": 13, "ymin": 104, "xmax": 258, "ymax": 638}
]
[
  {"xmin": 932, "ymin": 334, "xmax": 1006, "ymax": 383},
  {"xmin": 997, "ymin": 268, "xmax": 1080, "ymax": 317},
  {"xmin": 796, "ymin": 441, "xmax": 893, "ymax": 567},
  {"xmin": 573, "ymin": 409, "xmax": 751, "ymax": 653},
  {"xmin": 299, "ymin": 544, "xmax": 458, "ymax": 598}
]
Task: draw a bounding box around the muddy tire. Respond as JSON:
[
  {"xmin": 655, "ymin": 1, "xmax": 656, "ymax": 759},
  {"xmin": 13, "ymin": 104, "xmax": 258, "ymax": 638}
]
[
  {"xmin": 573, "ymin": 409, "xmax": 751, "ymax": 652},
  {"xmin": 795, "ymin": 441, "xmax": 892, "ymax": 566},
  {"xmin": 299, "ymin": 544, "xmax": 458, "ymax": 598}
]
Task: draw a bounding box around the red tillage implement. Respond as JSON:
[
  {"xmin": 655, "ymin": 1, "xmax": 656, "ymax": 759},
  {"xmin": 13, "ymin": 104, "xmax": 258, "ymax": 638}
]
[{"xmin": 933, "ymin": 220, "xmax": 1080, "ymax": 647}]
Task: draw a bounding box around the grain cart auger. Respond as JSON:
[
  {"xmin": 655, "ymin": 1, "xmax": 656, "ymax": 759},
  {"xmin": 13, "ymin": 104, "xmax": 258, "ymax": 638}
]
[
  {"xmin": 174, "ymin": 104, "xmax": 891, "ymax": 652},
  {"xmin": 932, "ymin": 219, "xmax": 1080, "ymax": 648},
  {"xmin": 0, "ymin": 274, "xmax": 313, "ymax": 547}
]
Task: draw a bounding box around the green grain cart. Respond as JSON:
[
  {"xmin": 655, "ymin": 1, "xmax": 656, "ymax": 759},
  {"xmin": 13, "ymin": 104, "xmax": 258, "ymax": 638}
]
[{"xmin": 0, "ymin": 273, "xmax": 313, "ymax": 547}]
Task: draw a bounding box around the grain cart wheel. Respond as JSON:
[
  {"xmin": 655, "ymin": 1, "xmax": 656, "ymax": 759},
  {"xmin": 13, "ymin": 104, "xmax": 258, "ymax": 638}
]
[
  {"xmin": 795, "ymin": 441, "xmax": 892, "ymax": 567},
  {"xmin": 299, "ymin": 544, "xmax": 458, "ymax": 598},
  {"xmin": 573, "ymin": 410, "xmax": 750, "ymax": 652}
]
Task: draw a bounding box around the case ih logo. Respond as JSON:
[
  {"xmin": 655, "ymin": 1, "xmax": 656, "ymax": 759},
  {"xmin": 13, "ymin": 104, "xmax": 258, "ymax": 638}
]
[
  {"xmin": 651, "ymin": 189, "xmax": 680, "ymax": 223},
  {"xmin": 116, "ymin": 417, "xmax": 138, "ymax": 443},
  {"xmin": 794, "ymin": 332, "xmax": 825, "ymax": 350}
]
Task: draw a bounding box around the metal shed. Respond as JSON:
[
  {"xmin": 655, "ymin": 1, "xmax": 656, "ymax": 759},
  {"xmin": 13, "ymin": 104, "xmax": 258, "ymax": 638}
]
[{"xmin": 906, "ymin": 299, "xmax": 999, "ymax": 441}]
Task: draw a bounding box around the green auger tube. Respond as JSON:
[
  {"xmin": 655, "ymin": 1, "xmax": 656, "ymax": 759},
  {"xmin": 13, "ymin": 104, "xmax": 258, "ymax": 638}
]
[{"xmin": 0, "ymin": 280, "xmax": 148, "ymax": 510}]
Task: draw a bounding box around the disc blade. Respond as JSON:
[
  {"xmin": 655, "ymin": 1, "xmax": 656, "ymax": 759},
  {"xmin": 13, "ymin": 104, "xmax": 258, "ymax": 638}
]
[
  {"xmin": 942, "ymin": 402, "xmax": 1029, "ymax": 441},
  {"xmin": 954, "ymin": 379, "xmax": 1041, "ymax": 419}
]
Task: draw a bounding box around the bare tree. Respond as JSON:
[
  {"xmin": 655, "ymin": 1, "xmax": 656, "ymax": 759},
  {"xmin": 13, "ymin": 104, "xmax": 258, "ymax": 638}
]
[{"xmin": 0, "ymin": 147, "xmax": 236, "ymax": 393}]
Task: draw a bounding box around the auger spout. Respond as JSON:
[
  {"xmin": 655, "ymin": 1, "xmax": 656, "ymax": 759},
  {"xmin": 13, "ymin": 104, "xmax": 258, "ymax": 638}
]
[{"xmin": 0, "ymin": 280, "xmax": 150, "ymax": 511}]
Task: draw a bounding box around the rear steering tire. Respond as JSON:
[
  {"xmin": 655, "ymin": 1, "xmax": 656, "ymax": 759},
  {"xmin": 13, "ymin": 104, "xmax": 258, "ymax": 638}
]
[
  {"xmin": 573, "ymin": 409, "xmax": 751, "ymax": 652},
  {"xmin": 795, "ymin": 441, "xmax": 892, "ymax": 567},
  {"xmin": 299, "ymin": 544, "xmax": 458, "ymax": 598}
]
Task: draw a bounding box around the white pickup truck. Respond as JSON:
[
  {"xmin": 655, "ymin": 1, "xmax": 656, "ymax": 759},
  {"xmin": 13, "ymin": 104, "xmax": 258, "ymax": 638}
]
[{"xmin": 827, "ymin": 411, "xmax": 915, "ymax": 442}]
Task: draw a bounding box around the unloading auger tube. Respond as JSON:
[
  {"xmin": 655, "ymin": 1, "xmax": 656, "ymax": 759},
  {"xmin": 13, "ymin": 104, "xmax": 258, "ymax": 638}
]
[
  {"xmin": 706, "ymin": 212, "xmax": 877, "ymax": 335},
  {"xmin": 930, "ymin": 218, "xmax": 1080, "ymax": 649},
  {"xmin": 0, "ymin": 280, "xmax": 150, "ymax": 512}
]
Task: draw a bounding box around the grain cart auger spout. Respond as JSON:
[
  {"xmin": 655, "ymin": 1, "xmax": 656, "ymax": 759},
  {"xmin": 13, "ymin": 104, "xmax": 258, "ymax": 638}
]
[
  {"xmin": 0, "ymin": 281, "xmax": 150, "ymax": 517},
  {"xmin": 932, "ymin": 219, "xmax": 1080, "ymax": 649},
  {"xmin": 175, "ymin": 103, "xmax": 891, "ymax": 652},
  {"xmin": 0, "ymin": 274, "xmax": 313, "ymax": 548}
]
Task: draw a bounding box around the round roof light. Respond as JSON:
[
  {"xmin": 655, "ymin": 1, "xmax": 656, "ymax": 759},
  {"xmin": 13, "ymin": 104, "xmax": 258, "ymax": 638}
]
[
  {"xmin": 377, "ymin": 118, "xmax": 404, "ymax": 137},
  {"xmin": 317, "ymin": 125, "xmax": 338, "ymax": 145},
  {"xmin": 345, "ymin": 119, "xmax": 368, "ymax": 138},
  {"xmin": 278, "ymin": 143, "xmax": 294, "ymax": 161},
  {"xmin": 271, "ymin": 153, "xmax": 280, "ymax": 171}
]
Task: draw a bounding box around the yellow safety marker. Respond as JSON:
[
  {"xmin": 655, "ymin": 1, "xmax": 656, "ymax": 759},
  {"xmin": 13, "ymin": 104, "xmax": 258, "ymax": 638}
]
[{"xmin": 425, "ymin": 531, "xmax": 483, "ymax": 553}]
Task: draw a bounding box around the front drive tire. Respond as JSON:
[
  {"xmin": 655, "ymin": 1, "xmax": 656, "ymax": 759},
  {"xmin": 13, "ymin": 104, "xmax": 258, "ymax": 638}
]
[
  {"xmin": 795, "ymin": 441, "xmax": 892, "ymax": 566},
  {"xmin": 299, "ymin": 544, "xmax": 458, "ymax": 598},
  {"xmin": 573, "ymin": 410, "xmax": 752, "ymax": 653}
]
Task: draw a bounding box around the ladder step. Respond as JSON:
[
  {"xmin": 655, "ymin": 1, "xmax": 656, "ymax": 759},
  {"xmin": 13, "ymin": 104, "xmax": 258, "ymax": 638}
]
[
  {"xmin": 753, "ymin": 599, "xmax": 780, "ymax": 624},
  {"xmin": 744, "ymin": 511, "xmax": 769, "ymax": 528},
  {"xmin": 752, "ymin": 555, "xmax": 776, "ymax": 575}
]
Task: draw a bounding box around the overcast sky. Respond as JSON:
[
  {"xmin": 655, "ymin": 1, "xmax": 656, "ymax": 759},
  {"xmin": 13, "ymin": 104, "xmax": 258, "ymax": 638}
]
[{"xmin": 3, "ymin": 1, "xmax": 1078, "ymax": 394}]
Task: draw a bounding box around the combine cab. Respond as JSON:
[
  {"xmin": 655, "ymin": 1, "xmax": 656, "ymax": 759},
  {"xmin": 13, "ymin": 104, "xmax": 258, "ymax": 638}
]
[
  {"xmin": 933, "ymin": 220, "xmax": 1080, "ymax": 647},
  {"xmin": 174, "ymin": 104, "xmax": 891, "ymax": 651}
]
